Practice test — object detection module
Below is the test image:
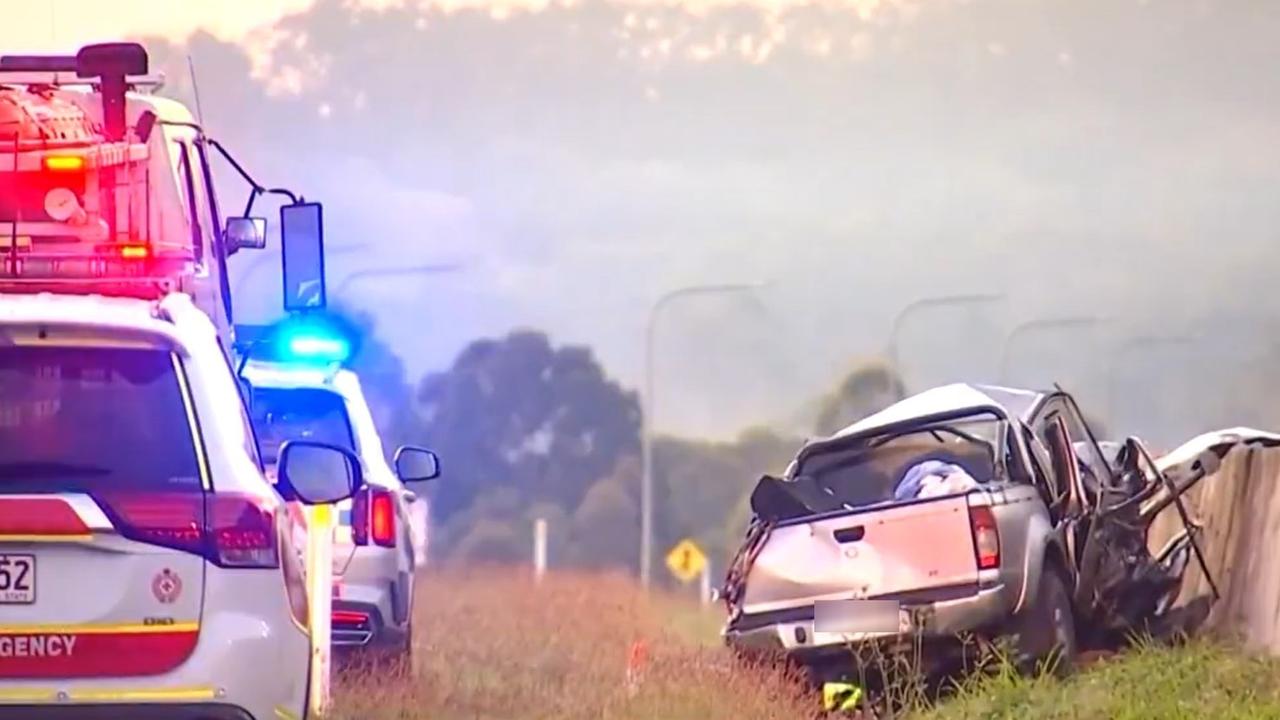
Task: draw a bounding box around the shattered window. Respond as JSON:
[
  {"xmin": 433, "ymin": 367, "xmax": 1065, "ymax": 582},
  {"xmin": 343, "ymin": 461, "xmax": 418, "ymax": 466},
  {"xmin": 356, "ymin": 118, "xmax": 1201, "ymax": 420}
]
[{"xmin": 788, "ymin": 415, "xmax": 1004, "ymax": 513}]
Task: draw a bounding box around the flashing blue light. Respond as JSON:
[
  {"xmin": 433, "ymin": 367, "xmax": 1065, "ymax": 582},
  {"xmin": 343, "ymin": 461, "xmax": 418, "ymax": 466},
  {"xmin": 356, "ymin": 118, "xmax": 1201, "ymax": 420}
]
[
  {"xmin": 275, "ymin": 318, "xmax": 352, "ymax": 365},
  {"xmin": 286, "ymin": 334, "xmax": 349, "ymax": 360}
]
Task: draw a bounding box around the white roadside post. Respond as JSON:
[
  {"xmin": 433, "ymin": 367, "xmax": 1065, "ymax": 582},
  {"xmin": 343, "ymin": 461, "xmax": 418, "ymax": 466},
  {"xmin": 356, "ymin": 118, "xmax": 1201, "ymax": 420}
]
[
  {"xmin": 700, "ymin": 562, "xmax": 712, "ymax": 608},
  {"xmin": 304, "ymin": 503, "xmax": 336, "ymax": 715},
  {"xmin": 533, "ymin": 517, "xmax": 548, "ymax": 582}
]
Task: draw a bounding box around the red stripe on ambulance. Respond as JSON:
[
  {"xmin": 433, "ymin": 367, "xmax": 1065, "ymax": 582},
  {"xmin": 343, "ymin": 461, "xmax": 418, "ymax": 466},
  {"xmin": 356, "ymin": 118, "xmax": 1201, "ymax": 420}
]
[
  {"xmin": 0, "ymin": 629, "xmax": 199, "ymax": 678},
  {"xmin": 0, "ymin": 497, "xmax": 89, "ymax": 536}
]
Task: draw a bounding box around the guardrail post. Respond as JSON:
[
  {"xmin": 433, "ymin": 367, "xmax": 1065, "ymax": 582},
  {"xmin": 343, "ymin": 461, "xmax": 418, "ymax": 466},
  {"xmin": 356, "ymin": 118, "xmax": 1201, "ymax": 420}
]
[
  {"xmin": 305, "ymin": 504, "xmax": 335, "ymax": 715},
  {"xmin": 533, "ymin": 517, "xmax": 547, "ymax": 582}
]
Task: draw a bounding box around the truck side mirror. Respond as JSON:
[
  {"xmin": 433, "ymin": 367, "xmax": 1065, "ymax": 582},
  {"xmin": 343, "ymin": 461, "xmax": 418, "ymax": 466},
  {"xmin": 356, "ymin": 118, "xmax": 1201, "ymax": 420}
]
[
  {"xmin": 225, "ymin": 217, "xmax": 267, "ymax": 252},
  {"xmin": 281, "ymin": 202, "xmax": 326, "ymax": 312}
]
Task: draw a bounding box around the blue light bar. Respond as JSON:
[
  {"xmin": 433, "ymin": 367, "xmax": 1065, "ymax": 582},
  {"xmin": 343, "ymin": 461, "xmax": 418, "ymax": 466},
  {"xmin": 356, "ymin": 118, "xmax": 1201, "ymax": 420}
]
[
  {"xmin": 286, "ymin": 333, "xmax": 349, "ymax": 361},
  {"xmin": 271, "ymin": 315, "xmax": 352, "ymax": 365}
]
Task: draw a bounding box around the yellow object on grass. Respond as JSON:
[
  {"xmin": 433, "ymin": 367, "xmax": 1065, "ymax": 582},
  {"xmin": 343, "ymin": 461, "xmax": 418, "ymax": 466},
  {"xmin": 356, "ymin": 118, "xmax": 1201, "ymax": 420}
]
[{"xmin": 822, "ymin": 681, "xmax": 863, "ymax": 713}]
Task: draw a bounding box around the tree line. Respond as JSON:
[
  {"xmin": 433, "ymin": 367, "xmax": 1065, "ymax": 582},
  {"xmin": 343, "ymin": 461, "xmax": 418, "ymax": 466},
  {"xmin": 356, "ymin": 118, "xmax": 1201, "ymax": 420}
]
[{"xmin": 334, "ymin": 304, "xmax": 919, "ymax": 587}]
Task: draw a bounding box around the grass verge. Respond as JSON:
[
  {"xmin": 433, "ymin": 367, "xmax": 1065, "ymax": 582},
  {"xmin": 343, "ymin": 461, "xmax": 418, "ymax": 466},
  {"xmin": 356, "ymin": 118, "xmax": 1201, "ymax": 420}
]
[
  {"xmin": 923, "ymin": 638, "xmax": 1280, "ymax": 720},
  {"xmin": 329, "ymin": 566, "xmax": 812, "ymax": 720},
  {"xmin": 331, "ymin": 568, "xmax": 1280, "ymax": 720}
]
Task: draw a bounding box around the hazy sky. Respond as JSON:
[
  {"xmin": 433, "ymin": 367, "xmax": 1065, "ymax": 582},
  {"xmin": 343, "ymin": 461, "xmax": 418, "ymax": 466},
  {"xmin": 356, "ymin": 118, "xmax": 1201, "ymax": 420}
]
[{"xmin": 5, "ymin": 0, "xmax": 1280, "ymax": 445}]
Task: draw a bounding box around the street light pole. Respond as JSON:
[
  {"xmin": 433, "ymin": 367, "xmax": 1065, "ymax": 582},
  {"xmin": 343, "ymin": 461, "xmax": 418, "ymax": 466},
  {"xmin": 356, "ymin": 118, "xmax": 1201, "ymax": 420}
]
[
  {"xmin": 998, "ymin": 315, "xmax": 1107, "ymax": 384},
  {"xmin": 886, "ymin": 293, "xmax": 1004, "ymax": 370},
  {"xmin": 640, "ymin": 282, "xmax": 766, "ymax": 589}
]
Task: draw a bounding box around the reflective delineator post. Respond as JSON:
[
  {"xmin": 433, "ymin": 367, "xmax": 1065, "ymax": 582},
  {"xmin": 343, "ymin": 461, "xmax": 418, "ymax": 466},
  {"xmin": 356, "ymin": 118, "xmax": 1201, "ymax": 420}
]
[
  {"xmin": 533, "ymin": 517, "xmax": 547, "ymax": 583},
  {"xmin": 305, "ymin": 504, "xmax": 335, "ymax": 715},
  {"xmin": 700, "ymin": 561, "xmax": 712, "ymax": 608}
]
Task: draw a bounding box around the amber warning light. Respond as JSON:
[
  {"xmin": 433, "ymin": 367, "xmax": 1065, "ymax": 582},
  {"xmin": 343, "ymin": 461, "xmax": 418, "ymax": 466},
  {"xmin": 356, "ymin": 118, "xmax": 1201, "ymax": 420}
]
[{"xmin": 42, "ymin": 156, "xmax": 85, "ymax": 172}]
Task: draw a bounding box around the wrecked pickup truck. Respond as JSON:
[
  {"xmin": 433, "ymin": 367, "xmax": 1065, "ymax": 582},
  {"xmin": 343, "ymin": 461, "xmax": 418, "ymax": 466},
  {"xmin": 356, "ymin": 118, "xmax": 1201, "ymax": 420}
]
[{"xmin": 719, "ymin": 382, "xmax": 1280, "ymax": 686}]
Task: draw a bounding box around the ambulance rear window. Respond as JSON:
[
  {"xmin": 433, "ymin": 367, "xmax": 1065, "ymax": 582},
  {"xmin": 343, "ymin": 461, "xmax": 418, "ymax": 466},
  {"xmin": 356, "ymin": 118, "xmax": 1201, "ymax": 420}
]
[{"xmin": 0, "ymin": 346, "xmax": 202, "ymax": 492}]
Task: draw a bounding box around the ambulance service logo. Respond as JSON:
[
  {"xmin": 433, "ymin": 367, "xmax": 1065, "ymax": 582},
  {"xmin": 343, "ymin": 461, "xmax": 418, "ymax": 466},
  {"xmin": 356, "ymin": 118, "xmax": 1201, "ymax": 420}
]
[{"xmin": 152, "ymin": 568, "xmax": 183, "ymax": 604}]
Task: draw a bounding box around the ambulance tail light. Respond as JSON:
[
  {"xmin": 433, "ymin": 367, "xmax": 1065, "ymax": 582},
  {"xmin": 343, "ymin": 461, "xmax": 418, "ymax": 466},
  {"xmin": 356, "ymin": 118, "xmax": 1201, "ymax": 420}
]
[
  {"xmin": 208, "ymin": 493, "xmax": 281, "ymax": 569},
  {"xmin": 96, "ymin": 491, "xmax": 204, "ymax": 556},
  {"xmin": 94, "ymin": 491, "xmax": 280, "ymax": 568}
]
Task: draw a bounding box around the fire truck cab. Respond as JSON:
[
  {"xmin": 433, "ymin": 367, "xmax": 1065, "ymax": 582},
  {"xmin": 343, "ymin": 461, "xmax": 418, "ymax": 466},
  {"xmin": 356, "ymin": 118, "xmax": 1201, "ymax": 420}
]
[{"xmin": 0, "ymin": 42, "xmax": 267, "ymax": 345}]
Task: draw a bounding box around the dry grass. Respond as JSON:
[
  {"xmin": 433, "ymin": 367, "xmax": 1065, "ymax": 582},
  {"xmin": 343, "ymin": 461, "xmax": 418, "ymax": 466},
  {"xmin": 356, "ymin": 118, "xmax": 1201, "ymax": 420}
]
[
  {"xmin": 330, "ymin": 568, "xmax": 1280, "ymax": 720},
  {"xmin": 329, "ymin": 566, "xmax": 815, "ymax": 720}
]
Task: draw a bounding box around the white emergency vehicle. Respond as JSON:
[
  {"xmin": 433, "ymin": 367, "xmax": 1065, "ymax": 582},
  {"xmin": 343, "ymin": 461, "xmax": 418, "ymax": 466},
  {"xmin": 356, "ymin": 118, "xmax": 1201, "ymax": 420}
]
[
  {"xmin": 0, "ymin": 42, "xmax": 358, "ymax": 720},
  {"xmin": 236, "ymin": 320, "xmax": 440, "ymax": 669}
]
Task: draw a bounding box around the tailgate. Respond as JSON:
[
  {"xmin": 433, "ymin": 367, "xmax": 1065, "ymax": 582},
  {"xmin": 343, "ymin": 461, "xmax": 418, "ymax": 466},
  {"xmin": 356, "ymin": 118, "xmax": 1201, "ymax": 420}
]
[
  {"xmin": 741, "ymin": 494, "xmax": 980, "ymax": 613},
  {"xmin": 0, "ymin": 493, "xmax": 204, "ymax": 679}
]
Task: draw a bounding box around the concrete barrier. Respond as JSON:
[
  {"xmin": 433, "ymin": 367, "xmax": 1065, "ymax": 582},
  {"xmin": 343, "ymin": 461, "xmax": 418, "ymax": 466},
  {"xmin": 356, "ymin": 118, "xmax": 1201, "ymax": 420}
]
[{"xmin": 1147, "ymin": 447, "xmax": 1280, "ymax": 652}]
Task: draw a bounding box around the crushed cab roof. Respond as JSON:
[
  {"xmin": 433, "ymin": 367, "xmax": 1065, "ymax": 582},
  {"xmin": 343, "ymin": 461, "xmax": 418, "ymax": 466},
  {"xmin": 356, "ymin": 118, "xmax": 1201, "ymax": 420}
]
[{"xmin": 820, "ymin": 382, "xmax": 1047, "ymax": 445}]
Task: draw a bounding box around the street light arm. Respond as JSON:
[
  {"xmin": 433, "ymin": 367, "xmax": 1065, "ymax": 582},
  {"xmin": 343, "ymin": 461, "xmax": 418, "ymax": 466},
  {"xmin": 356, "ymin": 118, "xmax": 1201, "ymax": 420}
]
[
  {"xmin": 331, "ymin": 263, "xmax": 466, "ymax": 298},
  {"xmin": 998, "ymin": 315, "xmax": 1108, "ymax": 383},
  {"xmin": 1105, "ymin": 334, "xmax": 1198, "ymax": 422},
  {"xmin": 887, "ymin": 292, "xmax": 1005, "ymax": 368}
]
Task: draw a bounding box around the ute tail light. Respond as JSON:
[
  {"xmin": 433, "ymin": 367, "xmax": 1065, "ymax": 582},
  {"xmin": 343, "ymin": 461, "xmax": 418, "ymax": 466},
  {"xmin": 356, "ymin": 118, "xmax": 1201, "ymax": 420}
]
[
  {"xmin": 969, "ymin": 505, "xmax": 1000, "ymax": 570},
  {"xmin": 351, "ymin": 487, "xmax": 396, "ymax": 548},
  {"xmin": 95, "ymin": 491, "xmax": 280, "ymax": 569}
]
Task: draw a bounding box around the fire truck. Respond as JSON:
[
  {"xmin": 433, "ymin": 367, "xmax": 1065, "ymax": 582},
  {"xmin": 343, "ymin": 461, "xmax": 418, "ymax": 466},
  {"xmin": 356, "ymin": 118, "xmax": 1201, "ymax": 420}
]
[{"xmin": 0, "ymin": 42, "xmax": 309, "ymax": 347}]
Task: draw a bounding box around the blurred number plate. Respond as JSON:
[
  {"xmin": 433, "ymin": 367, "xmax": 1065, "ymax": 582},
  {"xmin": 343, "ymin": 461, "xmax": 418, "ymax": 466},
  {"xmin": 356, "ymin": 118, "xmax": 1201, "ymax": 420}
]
[
  {"xmin": 0, "ymin": 554, "xmax": 35, "ymax": 604},
  {"xmin": 814, "ymin": 599, "xmax": 908, "ymax": 634}
]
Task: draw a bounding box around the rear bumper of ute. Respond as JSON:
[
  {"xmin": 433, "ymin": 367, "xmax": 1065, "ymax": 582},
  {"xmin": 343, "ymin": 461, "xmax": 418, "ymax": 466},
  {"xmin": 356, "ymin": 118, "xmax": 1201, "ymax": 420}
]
[{"xmin": 725, "ymin": 582, "xmax": 1013, "ymax": 658}]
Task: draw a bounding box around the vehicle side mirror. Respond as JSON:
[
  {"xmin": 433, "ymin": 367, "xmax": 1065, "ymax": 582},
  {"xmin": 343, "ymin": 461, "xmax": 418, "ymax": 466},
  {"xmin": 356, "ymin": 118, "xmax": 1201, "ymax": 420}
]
[
  {"xmin": 277, "ymin": 440, "xmax": 363, "ymax": 505},
  {"xmin": 225, "ymin": 216, "xmax": 267, "ymax": 252},
  {"xmin": 281, "ymin": 202, "xmax": 326, "ymax": 311},
  {"xmin": 394, "ymin": 445, "xmax": 440, "ymax": 483}
]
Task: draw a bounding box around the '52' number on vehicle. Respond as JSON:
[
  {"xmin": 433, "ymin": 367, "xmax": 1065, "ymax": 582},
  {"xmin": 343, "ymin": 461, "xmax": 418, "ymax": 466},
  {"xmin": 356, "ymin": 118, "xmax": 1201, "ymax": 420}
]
[{"xmin": 0, "ymin": 554, "xmax": 35, "ymax": 604}]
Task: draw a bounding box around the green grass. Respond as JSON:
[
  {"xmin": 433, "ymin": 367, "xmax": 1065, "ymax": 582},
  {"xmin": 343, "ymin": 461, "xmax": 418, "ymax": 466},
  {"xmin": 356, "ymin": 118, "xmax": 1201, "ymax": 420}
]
[
  {"xmin": 920, "ymin": 639, "xmax": 1280, "ymax": 720},
  {"xmin": 329, "ymin": 568, "xmax": 1280, "ymax": 720}
]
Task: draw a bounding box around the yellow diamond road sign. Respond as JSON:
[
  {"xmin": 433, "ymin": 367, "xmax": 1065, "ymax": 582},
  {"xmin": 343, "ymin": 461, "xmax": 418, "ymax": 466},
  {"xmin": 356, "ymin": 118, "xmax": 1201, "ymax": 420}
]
[{"xmin": 665, "ymin": 538, "xmax": 707, "ymax": 584}]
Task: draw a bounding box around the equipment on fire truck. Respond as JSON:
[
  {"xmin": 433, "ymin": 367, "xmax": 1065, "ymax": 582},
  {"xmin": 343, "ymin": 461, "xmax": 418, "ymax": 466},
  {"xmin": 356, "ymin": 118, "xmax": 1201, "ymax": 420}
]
[
  {"xmin": 0, "ymin": 42, "xmax": 326, "ymax": 330},
  {"xmin": 0, "ymin": 43, "xmax": 187, "ymax": 297}
]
